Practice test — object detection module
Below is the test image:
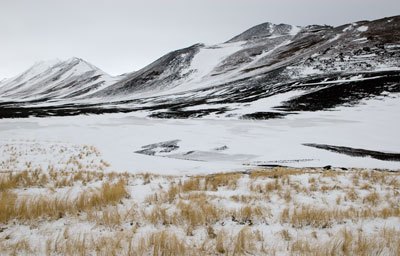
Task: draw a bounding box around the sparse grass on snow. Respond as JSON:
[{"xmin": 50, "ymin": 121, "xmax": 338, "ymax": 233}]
[{"xmin": 0, "ymin": 141, "xmax": 399, "ymax": 255}]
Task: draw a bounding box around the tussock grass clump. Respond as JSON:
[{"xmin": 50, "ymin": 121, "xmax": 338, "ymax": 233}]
[
  {"xmin": 363, "ymin": 191, "xmax": 380, "ymax": 206},
  {"xmin": 182, "ymin": 176, "xmax": 203, "ymax": 192},
  {"xmin": 148, "ymin": 230, "xmax": 186, "ymax": 256},
  {"xmin": 215, "ymin": 229, "xmax": 226, "ymax": 253},
  {"xmin": 250, "ymin": 179, "xmax": 282, "ymax": 193},
  {"xmin": 182, "ymin": 172, "xmax": 243, "ymax": 192},
  {"xmin": 0, "ymin": 180, "xmax": 127, "ymax": 223},
  {"xmin": 0, "ymin": 170, "xmax": 49, "ymax": 192},
  {"xmin": 281, "ymin": 206, "xmax": 336, "ymax": 228},
  {"xmin": 233, "ymin": 205, "xmax": 269, "ymax": 224},
  {"xmin": 290, "ymin": 227, "xmax": 400, "ymax": 256},
  {"xmin": 233, "ymin": 226, "xmax": 256, "ymax": 255},
  {"xmin": 250, "ymin": 168, "xmax": 314, "ymax": 179},
  {"xmin": 176, "ymin": 199, "xmax": 221, "ymax": 228},
  {"xmin": 41, "ymin": 230, "xmax": 135, "ymax": 256},
  {"xmin": 281, "ymin": 205, "xmax": 400, "ymax": 229},
  {"xmin": 205, "ymin": 172, "xmax": 242, "ymax": 191},
  {"xmin": 0, "ymin": 238, "xmax": 33, "ymax": 256}
]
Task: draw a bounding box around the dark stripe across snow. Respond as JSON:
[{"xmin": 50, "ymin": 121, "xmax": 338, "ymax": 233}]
[{"xmin": 303, "ymin": 143, "xmax": 400, "ymax": 162}]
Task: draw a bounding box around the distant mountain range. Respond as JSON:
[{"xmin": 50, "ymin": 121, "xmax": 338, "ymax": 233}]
[{"xmin": 0, "ymin": 15, "xmax": 399, "ymax": 119}]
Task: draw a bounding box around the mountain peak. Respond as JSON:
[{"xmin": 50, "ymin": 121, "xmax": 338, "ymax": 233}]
[
  {"xmin": 67, "ymin": 57, "xmax": 83, "ymax": 63},
  {"xmin": 65, "ymin": 57, "xmax": 104, "ymax": 72},
  {"xmin": 226, "ymin": 22, "xmax": 298, "ymax": 43}
]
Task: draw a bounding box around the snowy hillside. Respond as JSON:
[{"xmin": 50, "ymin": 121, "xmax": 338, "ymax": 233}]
[{"xmin": 0, "ymin": 15, "xmax": 399, "ymax": 170}]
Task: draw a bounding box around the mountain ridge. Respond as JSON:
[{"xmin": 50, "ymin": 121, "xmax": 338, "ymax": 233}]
[{"xmin": 0, "ymin": 15, "xmax": 399, "ymax": 119}]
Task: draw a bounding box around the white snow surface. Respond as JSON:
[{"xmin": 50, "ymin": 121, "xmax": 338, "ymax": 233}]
[
  {"xmin": 189, "ymin": 44, "xmax": 242, "ymax": 83},
  {"xmin": 0, "ymin": 94, "xmax": 399, "ymax": 175},
  {"xmin": 166, "ymin": 42, "xmax": 244, "ymax": 94},
  {"xmin": 289, "ymin": 25, "xmax": 301, "ymax": 35},
  {"xmin": 357, "ymin": 25, "xmax": 368, "ymax": 32}
]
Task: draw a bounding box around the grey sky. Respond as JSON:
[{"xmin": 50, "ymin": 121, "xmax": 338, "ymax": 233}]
[{"xmin": 0, "ymin": 0, "xmax": 399, "ymax": 79}]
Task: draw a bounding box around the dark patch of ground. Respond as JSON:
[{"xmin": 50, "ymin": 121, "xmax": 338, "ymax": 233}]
[
  {"xmin": 277, "ymin": 72, "xmax": 400, "ymax": 111},
  {"xmin": 148, "ymin": 108, "xmax": 227, "ymax": 119},
  {"xmin": 240, "ymin": 112, "xmax": 292, "ymax": 120},
  {"xmin": 0, "ymin": 105, "xmax": 133, "ymax": 119},
  {"xmin": 135, "ymin": 140, "xmax": 180, "ymax": 156},
  {"xmin": 303, "ymin": 143, "xmax": 400, "ymax": 162},
  {"xmin": 214, "ymin": 145, "xmax": 229, "ymax": 151}
]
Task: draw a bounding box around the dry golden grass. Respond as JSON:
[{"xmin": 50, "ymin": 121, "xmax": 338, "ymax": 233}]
[
  {"xmin": 250, "ymin": 179, "xmax": 282, "ymax": 194},
  {"xmin": 249, "ymin": 168, "xmax": 316, "ymax": 179},
  {"xmin": 233, "ymin": 226, "xmax": 255, "ymax": 255},
  {"xmin": 2, "ymin": 142, "xmax": 400, "ymax": 256},
  {"xmin": 1, "ymin": 228, "xmax": 197, "ymax": 256},
  {"xmin": 176, "ymin": 199, "xmax": 222, "ymax": 231},
  {"xmin": 181, "ymin": 172, "xmax": 243, "ymax": 192},
  {"xmin": 131, "ymin": 168, "xmax": 399, "ymax": 254},
  {"xmin": 0, "ymin": 168, "xmax": 118, "ymax": 197},
  {"xmin": 363, "ymin": 191, "xmax": 380, "ymax": 206},
  {"xmin": 290, "ymin": 227, "xmax": 400, "ymax": 256},
  {"xmin": 2, "ymin": 225, "xmax": 398, "ymax": 256},
  {"xmin": 280, "ymin": 229, "xmax": 292, "ymax": 242},
  {"xmin": 0, "ymin": 238, "xmax": 33, "ymax": 256},
  {"xmin": 0, "ymin": 179, "xmax": 127, "ymax": 223},
  {"xmin": 215, "ymin": 229, "xmax": 226, "ymax": 254},
  {"xmin": 41, "ymin": 229, "xmax": 135, "ymax": 256},
  {"xmin": 281, "ymin": 204, "xmax": 400, "ymax": 229},
  {"xmin": 0, "ymin": 169, "xmax": 49, "ymax": 192},
  {"xmin": 205, "ymin": 172, "xmax": 242, "ymax": 191},
  {"xmin": 345, "ymin": 188, "xmax": 359, "ymax": 202},
  {"xmin": 148, "ymin": 230, "xmax": 186, "ymax": 256},
  {"xmin": 233, "ymin": 205, "xmax": 269, "ymax": 224}
]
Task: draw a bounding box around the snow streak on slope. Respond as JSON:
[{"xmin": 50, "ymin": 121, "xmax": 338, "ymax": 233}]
[{"xmin": 170, "ymin": 42, "xmax": 244, "ymax": 93}]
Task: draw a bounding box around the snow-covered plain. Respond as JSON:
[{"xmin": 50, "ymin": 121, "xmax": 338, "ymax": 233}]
[{"xmin": 1, "ymin": 93, "xmax": 399, "ymax": 175}]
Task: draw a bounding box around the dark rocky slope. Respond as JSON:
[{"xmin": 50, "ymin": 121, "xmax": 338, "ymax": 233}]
[{"xmin": 0, "ymin": 16, "xmax": 399, "ymax": 119}]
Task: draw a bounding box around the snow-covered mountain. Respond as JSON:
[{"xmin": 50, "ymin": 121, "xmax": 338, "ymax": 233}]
[
  {"xmin": 0, "ymin": 57, "xmax": 119, "ymax": 103},
  {"xmin": 0, "ymin": 16, "xmax": 399, "ymax": 118}
]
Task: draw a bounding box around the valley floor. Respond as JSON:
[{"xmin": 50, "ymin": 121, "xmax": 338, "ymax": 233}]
[{"xmin": 0, "ymin": 93, "xmax": 399, "ymax": 175}]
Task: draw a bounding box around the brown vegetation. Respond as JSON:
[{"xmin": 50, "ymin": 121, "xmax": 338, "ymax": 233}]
[{"xmin": 1, "ymin": 142, "xmax": 400, "ymax": 255}]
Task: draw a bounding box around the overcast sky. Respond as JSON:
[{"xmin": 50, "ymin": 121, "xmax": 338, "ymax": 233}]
[{"xmin": 0, "ymin": 0, "xmax": 399, "ymax": 79}]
